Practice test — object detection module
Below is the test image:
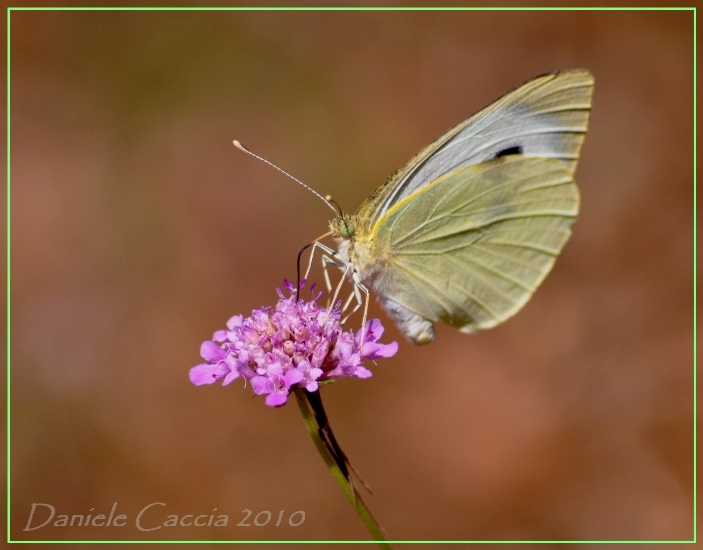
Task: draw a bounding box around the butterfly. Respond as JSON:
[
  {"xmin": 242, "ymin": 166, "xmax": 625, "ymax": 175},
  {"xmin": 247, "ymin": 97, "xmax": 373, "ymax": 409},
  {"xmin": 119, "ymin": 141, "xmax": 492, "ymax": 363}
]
[{"xmin": 322, "ymin": 69, "xmax": 594, "ymax": 344}]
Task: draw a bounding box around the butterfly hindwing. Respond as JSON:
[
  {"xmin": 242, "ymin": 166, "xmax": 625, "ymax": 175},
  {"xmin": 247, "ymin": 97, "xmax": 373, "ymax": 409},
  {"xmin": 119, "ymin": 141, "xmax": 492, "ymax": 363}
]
[{"xmin": 368, "ymin": 156, "xmax": 579, "ymax": 343}]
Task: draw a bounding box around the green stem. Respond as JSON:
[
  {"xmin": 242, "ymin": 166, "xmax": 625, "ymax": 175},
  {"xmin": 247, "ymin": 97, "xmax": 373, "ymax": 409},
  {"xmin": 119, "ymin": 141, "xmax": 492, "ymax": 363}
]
[{"xmin": 294, "ymin": 387, "xmax": 390, "ymax": 549}]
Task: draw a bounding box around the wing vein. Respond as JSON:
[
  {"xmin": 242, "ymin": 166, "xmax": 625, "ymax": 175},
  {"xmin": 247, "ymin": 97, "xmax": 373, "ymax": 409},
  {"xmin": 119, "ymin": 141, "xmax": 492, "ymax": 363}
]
[{"xmin": 395, "ymin": 258, "xmax": 503, "ymax": 320}]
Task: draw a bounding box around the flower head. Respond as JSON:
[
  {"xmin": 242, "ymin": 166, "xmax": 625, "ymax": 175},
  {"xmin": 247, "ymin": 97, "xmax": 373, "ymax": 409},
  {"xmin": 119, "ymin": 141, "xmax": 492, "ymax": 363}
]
[{"xmin": 190, "ymin": 281, "xmax": 398, "ymax": 407}]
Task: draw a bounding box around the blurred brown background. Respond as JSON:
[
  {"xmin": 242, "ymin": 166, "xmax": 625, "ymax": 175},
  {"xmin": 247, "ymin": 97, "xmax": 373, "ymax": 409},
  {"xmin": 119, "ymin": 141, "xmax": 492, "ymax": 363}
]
[{"xmin": 9, "ymin": 7, "xmax": 694, "ymax": 543}]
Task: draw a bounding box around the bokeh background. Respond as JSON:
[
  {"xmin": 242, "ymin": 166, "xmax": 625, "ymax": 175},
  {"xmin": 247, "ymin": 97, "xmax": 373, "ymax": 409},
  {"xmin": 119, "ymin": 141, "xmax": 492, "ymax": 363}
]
[{"xmin": 8, "ymin": 7, "xmax": 695, "ymax": 543}]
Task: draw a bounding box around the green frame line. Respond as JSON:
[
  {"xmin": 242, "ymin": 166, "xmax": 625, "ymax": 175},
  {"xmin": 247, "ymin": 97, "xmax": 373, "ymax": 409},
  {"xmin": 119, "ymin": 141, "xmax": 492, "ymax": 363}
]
[
  {"xmin": 6, "ymin": 6, "xmax": 698, "ymax": 545},
  {"xmin": 5, "ymin": 3, "xmax": 9, "ymax": 547},
  {"xmin": 693, "ymin": 4, "xmax": 698, "ymax": 545},
  {"xmin": 1, "ymin": 541, "xmax": 701, "ymax": 545},
  {"xmin": 2, "ymin": 6, "xmax": 697, "ymax": 10}
]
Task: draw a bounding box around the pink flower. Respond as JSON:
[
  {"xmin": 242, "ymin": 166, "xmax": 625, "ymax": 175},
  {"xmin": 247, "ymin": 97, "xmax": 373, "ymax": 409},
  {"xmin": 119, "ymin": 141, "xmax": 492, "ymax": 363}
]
[{"xmin": 190, "ymin": 281, "xmax": 398, "ymax": 407}]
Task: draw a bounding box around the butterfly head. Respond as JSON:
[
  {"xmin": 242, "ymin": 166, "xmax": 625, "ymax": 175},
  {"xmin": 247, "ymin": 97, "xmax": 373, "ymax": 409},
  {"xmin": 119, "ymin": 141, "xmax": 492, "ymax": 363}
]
[
  {"xmin": 329, "ymin": 214, "xmax": 356, "ymax": 242},
  {"xmin": 325, "ymin": 195, "xmax": 356, "ymax": 241},
  {"xmin": 339, "ymin": 217, "xmax": 355, "ymax": 239}
]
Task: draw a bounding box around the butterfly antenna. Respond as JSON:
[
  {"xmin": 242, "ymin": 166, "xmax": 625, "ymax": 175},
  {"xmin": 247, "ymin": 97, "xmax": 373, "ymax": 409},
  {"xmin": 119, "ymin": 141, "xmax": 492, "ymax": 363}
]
[
  {"xmin": 233, "ymin": 140, "xmax": 337, "ymax": 214},
  {"xmin": 324, "ymin": 195, "xmax": 345, "ymax": 217}
]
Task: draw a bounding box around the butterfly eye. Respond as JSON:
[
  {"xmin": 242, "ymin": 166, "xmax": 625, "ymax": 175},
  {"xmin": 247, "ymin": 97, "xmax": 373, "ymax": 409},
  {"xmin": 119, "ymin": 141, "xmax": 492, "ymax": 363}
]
[{"xmin": 340, "ymin": 219, "xmax": 355, "ymax": 239}]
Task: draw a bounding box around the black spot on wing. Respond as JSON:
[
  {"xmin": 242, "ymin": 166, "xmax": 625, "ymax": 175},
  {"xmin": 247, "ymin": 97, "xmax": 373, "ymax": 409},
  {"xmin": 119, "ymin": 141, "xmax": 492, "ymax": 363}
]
[{"xmin": 495, "ymin": 146, "xmax": 523, "ymax": 158}]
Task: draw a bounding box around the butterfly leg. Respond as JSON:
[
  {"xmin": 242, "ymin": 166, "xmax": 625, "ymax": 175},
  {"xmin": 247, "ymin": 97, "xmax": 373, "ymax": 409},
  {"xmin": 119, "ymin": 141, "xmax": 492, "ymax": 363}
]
[
  {"xmin": 306, "ymin": 243, "xmax": 350, "ymax": 314},
  {"xmin": 300, "ymin": 242, "xmax": 368, "ymax": 341},
  {"xmin": 351, "ymin": 272, "xmax": 370, "ymax": 351},
  {"xmin": 341, "ymin": 279, "xmax": 363, "ymax": 324},
  {"xmin": 304, "ymin": 242, "xmax": 345, "ymax": 306},
  {"xmin": 304, "ymin": 241, "xmax": 340, "ymax": 283},
  {"xmin": 341, "ymin": 286, "xmax": 359, "ymax": 317},
  {"xmin": 321, "ymin": 253, "xmax": 345, "ymax": 300},
  {"xmin": 327, "ymin": 263, "xmax": 350, "ymax": 315}
]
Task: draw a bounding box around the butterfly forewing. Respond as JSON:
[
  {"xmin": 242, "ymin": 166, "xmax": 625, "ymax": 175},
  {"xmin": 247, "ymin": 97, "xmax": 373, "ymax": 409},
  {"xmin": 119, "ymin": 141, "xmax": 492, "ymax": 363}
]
[
  {"xmin": 367, "ymin": 156, "xmax": 579, "ymax": 340},
  {"xmin": 357, "ymin": 69, "xmax": 593, "ymax": 223}
]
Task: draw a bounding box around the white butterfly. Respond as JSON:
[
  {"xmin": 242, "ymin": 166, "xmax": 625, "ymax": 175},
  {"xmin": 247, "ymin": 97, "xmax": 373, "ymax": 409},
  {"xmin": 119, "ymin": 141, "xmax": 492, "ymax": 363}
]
[{"xmin": 327, "ymin": 70, "xmax": 594, "ymax": 343}]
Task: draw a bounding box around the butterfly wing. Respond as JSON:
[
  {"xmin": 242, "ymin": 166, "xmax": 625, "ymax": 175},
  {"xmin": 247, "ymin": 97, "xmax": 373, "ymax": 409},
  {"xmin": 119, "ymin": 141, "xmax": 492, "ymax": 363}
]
[
  {"xmin": 365, "ymin": 156, "xmax": 580, "ymax": 343},
  {"xmin": 357, "ymin": 69, "xmax": 593, "ymax": 223},
  {"xmin": 349, "ymin": 70, "xmax": 592, "ymax": 343}
]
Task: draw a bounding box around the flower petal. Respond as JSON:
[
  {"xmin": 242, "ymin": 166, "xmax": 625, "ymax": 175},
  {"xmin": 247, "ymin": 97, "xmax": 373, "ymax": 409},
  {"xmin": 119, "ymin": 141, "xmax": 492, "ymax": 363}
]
[
  {"xmin": 189, "ymin": 363, "xmax": 226, "ymax": 385},
  {"xmin": 251, "ymin": 375, "xmax": 273, "ymax": 395},
  {"xmin": 284, "ymin": 368, "xmax": 304, "ymax": 388},
  {"xmin": 358, "ymin": 318, "xmax": 384, "ymax": 343},
  {"xmin": 222, "ymin": 370, "xmax": 241, "ymax": 386},
  {"xmin": 200, "ymin": 341, "xmax": 226, "ymax": 362},
  {"xmin": 353, "ymin": 366, "xmax": 373, "ymax": 379},
  {"xmin": 362, "ymin": 340, "xmax": 398, "ymax": 359},
  {"xmin": 266, "ymin": 392, "xmax": 289, "ymax": 407},
  {"xmin": 309, "ymin": 367, "xmax": 323, "ymax": 380},
  {"xmin": 226, "ymin": 315, "xmax": 243, "ymax": 331}
]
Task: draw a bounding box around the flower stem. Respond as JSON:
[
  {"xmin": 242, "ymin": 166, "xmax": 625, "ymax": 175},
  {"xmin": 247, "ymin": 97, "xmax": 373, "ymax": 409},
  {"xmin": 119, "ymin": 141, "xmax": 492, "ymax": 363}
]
[{"xmin": 294, "ymin": 387, "xmax": 390, "ymax": 549}]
